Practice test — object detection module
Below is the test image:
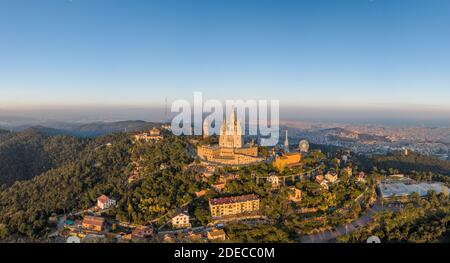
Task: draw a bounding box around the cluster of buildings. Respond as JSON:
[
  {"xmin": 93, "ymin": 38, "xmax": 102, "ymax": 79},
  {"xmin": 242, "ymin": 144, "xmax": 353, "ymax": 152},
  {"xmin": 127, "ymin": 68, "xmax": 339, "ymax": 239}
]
[
  {"xmin": 66, "ymin": 215, "xmax": 155, "ymax": 242},
  {"xmin": 315, "ymin": 172, "xmax": 338, "ymax": 190},
  {"xmin": 165, "ymin": 210, "xmax": 227, "ymax": 241},
  {"xmin": 161, "ymin": 227, "xmax": 227, "ymax": 242},
  {"xmin": 62, "ymin": 194, "xmax": 118, "ymax": 240},
  {"xmin": 88, "ymin": 113, "xmax": 435, "ymax": 243},
  {"xmin": 134, "ymin": 127, "xmax": 163, "ymax": 142},
  {"xmin": 196, "ymin": 114, "xmax": 307, "ymax": 224},
  {"xmin": 294, "ymin": 124, "xmax": 450, "ymax": 158},
  {"xmin": 313, "ymin": 168, "xmax": 365, "ymax": 190}
]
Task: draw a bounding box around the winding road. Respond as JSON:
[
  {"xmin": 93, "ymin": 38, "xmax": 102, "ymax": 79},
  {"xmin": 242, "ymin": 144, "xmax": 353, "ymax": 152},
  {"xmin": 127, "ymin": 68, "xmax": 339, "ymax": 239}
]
[{"xmin": 300, "ymin": 199, "xmax": 387, "ymax": 243}]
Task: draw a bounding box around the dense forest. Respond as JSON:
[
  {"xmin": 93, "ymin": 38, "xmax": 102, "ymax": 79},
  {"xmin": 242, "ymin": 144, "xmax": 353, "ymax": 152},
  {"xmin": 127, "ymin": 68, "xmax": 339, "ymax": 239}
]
[
  {"xmin": 0, "ymin": 132, "xmax": 132, "ymax": 239},
  {"xmin": 0, "ymin": 128, "xmax": 89, "ymax": 186},
  {"xmin": 0, "ymin": 129, "xmax": 203, "ymax": 240},
  {"xmin": 357, "ymin": 152, "xmax": 450, "ymax": 176}
]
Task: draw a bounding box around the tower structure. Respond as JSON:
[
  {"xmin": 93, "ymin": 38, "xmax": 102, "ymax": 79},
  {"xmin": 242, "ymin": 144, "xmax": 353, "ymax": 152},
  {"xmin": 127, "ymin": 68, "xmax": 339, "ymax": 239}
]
[
  {"xmin": 219, "ymin": 109, "xmax": 243, "ymax": 148},
  {"xmin": 284, "ymin": 129, "xmax": 289, "ymax": 152},
  {"xmin": 203, "ymin": 118, "xmax": 209, "ymax": 138}
]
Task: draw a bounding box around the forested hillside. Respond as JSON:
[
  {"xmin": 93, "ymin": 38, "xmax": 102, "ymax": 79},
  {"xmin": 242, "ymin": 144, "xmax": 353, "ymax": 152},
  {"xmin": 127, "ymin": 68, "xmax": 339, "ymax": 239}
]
[
  {"xmin": 363, "ymin": 152, "xmax": 450, "ymax": 176},
  {"xmin": 0, "ymin": 132, "xmax": 202, "ymax": 240},
  {"xmin": 0, "ymin": 132, "xmax": 133, "ymax": 239},
  {"xmin": 0, "ymin": 128, "xmax": 89, "ymax": 186}
]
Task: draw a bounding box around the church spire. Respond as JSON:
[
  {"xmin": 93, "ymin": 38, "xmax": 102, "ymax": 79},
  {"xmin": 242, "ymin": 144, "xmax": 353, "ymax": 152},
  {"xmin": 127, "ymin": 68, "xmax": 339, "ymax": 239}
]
[{"xmin": 219, "ymin": 107, "xmax": 243, "ymax": 148}]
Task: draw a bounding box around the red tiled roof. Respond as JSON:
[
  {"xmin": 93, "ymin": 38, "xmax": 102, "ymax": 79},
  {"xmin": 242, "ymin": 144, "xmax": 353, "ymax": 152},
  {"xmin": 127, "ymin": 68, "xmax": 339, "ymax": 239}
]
[
  {"xmin": 209, "ymin": 194, "xmax": 259, "ymax": 205},
  {"xmin": 173, "ymin": 211, "xmax": 189, "ymax": 218},
  {"xmin": 97, "ymin": 195, "xmax": 109, "ymax": 204},
  {"xmin": 82, "ymin": 216, "xmax": 105, "ymax": 227},
  {"xmin": 132, "ymin": 226, "xmax": 153, "ymax": 237}
]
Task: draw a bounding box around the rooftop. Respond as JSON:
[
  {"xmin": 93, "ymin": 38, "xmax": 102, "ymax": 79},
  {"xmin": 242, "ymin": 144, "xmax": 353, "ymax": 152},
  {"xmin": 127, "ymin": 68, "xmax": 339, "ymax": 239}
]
[
  {"xmin": 82, "ymin": 216, "xmax": 105, "ymax": 227},
  {"xmin": 379, "ymin": 181, "xmax": 447, "ymax": 198},
  {"xmin": 97, "ymin": 194, "xmax": 109, "ymax": 204},
  {"xmin": 283, "ymin": 152, "xmax": 301, "ymax": 156},
  {"xmin": 208, "ymin": 229, "xmax": 226, "ymax": 237},
  {"xmin": 173, "ymin": 211, "xmax": 189, "ymax": 218},
  {"xmin": 209, "ymin": 194, "xmax": 259, "ymax": 205}
]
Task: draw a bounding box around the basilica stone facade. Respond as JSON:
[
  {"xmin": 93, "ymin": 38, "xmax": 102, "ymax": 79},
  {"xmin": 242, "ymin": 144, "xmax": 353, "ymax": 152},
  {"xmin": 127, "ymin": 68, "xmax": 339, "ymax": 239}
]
[{"xmin": 197, "ymin": 110, "xmax": 264, "ymax": 166}]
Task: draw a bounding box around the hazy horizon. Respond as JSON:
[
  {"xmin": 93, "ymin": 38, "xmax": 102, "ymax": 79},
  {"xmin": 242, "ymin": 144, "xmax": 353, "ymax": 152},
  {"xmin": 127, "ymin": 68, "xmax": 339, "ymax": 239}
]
[{"xmin": 1, "ymin": 104, "xmax": 449, "ymax": 128}]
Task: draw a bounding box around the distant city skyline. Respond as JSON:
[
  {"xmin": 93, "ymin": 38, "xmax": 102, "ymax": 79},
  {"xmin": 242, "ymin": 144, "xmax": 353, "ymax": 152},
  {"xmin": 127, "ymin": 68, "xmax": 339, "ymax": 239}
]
[
  {"xmin": 1, "ymin": 0, "xmax": 450, "ymax": 121},
  {"xmin": 1, "ymin": 104, "xmax": 449, "ymax": 127}
]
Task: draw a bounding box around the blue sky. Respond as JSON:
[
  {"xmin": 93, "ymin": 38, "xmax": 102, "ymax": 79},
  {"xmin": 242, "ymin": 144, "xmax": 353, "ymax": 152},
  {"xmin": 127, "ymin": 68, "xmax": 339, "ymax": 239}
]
[{"xmin": 0, "ymin": 0, "xmax": 449, "ymax": 113}]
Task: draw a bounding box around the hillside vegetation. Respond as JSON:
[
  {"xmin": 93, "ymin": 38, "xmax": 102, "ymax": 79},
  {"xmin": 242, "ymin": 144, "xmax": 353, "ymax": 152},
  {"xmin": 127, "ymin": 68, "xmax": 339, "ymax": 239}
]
[{"xmin": 0, "ymin": 128, "xmax": 89, "ymax": 186}]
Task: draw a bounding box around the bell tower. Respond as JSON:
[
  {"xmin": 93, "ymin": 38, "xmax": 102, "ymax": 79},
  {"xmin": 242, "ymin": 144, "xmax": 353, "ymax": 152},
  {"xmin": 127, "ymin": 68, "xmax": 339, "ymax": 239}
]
[{"xmin": 203, "ymin": 118, "xmax": 209, "ymax": 138}]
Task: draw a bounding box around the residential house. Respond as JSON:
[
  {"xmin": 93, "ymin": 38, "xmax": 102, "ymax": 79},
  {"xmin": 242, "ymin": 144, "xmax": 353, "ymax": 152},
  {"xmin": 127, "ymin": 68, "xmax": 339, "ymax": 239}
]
[
  {"xmin": 97, "ymin": 195, "xmax": 117, "ymax": 210},
  {"xmin": 82, "ymin": 216, "xmax": 105, "ymax": 232},
  {"xmin": 195, "ymin": 190, "xmax": 208, "ymax": 198},
  {"xmin": 315, "ymin": 174, "xmax": 325, "ymax": 184},
  {"xmin": 172, "ymin": 211, "xmax": 191, "ymax": 229},
  {"xmin": 325, "ymin": 172, "xmax": 338, "ymax": 183},
  {"xmin": 131, "ymin": 225, "xmax": 154, "ymax": 239},
  {"xmin": 288, "ymin": 186, "xmax": 302, "ymax": 202},
  {"xmin": 267, "ymin": 175, "xmax": 281, "ymax": 189},
  {"xmin": 212, "ymin": 182, "xmax": 226, "ymax": 192},
  {"xmin": 187, "ymin": 231, "xmax": 203, "ymax": 241},
  {"xmin": 207, "ymin": 229, "xmax": 226, "ymax": 241}
]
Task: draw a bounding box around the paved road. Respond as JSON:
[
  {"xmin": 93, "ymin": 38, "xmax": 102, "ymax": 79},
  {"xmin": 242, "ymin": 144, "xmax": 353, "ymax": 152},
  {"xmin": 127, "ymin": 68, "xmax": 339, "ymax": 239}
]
[
  {"xmin": 158, "ymin": 226, "xmax": 213, "ymax": 236},
  {"xmin": 300, "ymin": 199, "xmax": 386, "ymax": 243}
]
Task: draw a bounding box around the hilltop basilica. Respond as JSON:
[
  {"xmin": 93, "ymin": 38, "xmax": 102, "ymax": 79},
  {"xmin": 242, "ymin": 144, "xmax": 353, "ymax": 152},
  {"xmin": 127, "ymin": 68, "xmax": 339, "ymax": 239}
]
[{"xmin": 197, "ymin": 110, "xmax": 264, "ymax": 166}]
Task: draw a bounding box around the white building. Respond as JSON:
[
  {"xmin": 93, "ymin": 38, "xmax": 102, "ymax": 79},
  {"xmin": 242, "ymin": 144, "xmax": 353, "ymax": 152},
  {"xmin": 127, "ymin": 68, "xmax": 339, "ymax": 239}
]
[
  {"xmin": 171, "ymin": 211, "xmax": 191, "ymax": 229},
  {"xmin": 97, "ymin": 195, "xmax": 116, "ymax": 210},
  {"xmin": 325, "ymin": 172, "xmax": 338, "ymax": 183},
  {"xmin": 267, "ymin": 175, "xmax": 281, "ymax": 188},
  {"xmin": 378, "ymin": 176, "xmax": 448, "ymax": 200}
]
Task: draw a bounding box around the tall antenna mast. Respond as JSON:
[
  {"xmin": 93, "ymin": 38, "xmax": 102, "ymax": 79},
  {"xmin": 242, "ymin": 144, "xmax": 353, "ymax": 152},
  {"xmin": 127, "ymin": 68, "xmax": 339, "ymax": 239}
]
[{"xmin": 164, "ymin": 97, "xmax": 168, "ymax": 123}]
